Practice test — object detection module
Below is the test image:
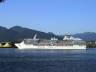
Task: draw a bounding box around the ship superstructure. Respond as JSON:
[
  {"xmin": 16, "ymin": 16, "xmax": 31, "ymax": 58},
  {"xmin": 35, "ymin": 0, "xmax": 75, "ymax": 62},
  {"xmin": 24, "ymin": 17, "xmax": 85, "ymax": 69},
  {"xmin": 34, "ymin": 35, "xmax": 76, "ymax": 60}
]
[{"xmin": 15, "ymin": 34, "xmax": 86, "ymax": 49}]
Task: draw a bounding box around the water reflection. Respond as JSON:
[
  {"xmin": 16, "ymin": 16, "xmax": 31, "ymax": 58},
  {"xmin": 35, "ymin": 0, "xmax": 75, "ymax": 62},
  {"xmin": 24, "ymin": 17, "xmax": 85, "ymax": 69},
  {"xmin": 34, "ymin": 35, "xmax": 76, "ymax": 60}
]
[
  {"xmin": 0, "ymin": 48, "xmax": 95, "ymax": 72},
  {"xmin": 0, "ymin": 48, "xmax": 95, "ymax": 59}
]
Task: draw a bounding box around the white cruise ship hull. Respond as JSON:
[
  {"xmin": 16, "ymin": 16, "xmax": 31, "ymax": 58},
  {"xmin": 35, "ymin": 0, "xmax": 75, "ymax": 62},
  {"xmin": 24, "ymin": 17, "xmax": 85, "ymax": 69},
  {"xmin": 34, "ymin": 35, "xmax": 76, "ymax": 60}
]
[
  {"xmin": 15, "ymin": 34, "xmax": 86, "ymax": 50},
  {"xmin": 15, "ymin": 43, "xmax": 86, "ymax": 50}
]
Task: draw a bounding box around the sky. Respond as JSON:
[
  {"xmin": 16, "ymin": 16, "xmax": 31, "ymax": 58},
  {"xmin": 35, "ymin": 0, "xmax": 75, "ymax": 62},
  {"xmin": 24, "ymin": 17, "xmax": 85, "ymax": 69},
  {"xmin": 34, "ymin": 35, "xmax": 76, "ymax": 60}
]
[{"xmin": 0, "ymin": 0, "xmax": 96, "ymax": 34}]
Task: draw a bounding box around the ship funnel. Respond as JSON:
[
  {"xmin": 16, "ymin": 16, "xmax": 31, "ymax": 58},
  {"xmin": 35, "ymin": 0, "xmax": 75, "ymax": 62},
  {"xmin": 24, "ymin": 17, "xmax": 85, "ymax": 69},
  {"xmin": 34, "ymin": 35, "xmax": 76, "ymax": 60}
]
[
  {"xmin": 51, "ymin": 37, "xmax": 58, "ymax": 40},
  {"xmin": 33, "ymin": 34, "xmax": 37, "ymax": 40},
  {"xmin": 63, "ymin": 34, "xmax": 73, "ymax": 40},
  {"xmin": 33, "ymin": 34, "xmax": 39, "ymax": 40}
]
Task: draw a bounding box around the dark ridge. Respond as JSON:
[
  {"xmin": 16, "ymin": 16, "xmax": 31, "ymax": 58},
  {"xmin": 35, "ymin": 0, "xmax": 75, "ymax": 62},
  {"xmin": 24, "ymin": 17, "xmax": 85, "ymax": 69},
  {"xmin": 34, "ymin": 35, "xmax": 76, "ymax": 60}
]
[
  {"xmin": 0, "ymin": 26, "xmax": 55, "ymax": 42},
  {"xmin": 73, "ymin": 32, "xmax": 96, "ymax": 41},
  {"xmin": 0, "ymin": 26, "xmax": 96, "ymax": 42},
  {"xmin": 0, "ymin": 0, "xmax": 4, "ymax": 2}
]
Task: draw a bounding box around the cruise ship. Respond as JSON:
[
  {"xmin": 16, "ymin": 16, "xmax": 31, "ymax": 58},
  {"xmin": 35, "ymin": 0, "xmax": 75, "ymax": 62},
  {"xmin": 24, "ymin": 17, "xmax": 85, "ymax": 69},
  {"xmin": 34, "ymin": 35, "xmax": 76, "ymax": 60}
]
[{"xmin": 15, "ymin": 34, "xmax": 86, "ymax": 49}]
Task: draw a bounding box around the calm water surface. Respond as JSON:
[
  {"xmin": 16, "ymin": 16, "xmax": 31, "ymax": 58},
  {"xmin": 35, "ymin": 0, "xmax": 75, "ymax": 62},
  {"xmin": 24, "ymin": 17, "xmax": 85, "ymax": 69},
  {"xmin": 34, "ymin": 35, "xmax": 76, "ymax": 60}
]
[{"xmin": 0, "ymin": 48, "xmax": 96, "ymax": 72}]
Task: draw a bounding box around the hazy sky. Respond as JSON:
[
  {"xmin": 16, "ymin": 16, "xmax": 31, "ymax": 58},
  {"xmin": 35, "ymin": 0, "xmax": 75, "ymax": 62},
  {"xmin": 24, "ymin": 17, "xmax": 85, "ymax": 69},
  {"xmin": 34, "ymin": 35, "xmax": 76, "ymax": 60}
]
[{"xmin": 0, "ymin": 0, "xmax": 96, "ymax": 34}]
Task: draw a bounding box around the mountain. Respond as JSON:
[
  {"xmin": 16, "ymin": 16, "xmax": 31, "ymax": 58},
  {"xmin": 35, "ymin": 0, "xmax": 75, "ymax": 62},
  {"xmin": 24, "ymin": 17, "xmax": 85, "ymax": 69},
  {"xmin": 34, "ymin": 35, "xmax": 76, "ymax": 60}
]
[
  {"xmin": 0, "ymin": 26, "xmax": 18, "ymax": 42},
  {"xmin": 73, "ymin": 32, "xmax": 96, "ymax": 41},
  {"xmin": 10, "ymin": 26, "xmax": 56, "ymax": 40},
  {"xmin": 0, "ymin": 26, "xmax": 56, "ymax": 42},
  {"xmin": 0, "ymin": 26, "xmax": 96, "ymax": 42}
]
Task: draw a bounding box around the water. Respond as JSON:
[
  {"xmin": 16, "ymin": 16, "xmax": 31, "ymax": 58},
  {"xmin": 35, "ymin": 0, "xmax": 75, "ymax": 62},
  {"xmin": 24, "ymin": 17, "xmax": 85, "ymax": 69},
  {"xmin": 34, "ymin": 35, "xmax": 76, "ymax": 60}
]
[{"xmin": 0, "ymin": 48, "xmax": 96, "ymax": 72}]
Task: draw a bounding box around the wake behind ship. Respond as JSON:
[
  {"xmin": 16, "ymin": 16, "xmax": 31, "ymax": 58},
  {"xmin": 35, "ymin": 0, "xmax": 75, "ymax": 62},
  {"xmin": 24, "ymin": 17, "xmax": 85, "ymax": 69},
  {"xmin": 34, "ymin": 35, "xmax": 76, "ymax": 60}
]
[{"xmin": 15, "ymin": 34, "xmax": 86, "ymax": 49}]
